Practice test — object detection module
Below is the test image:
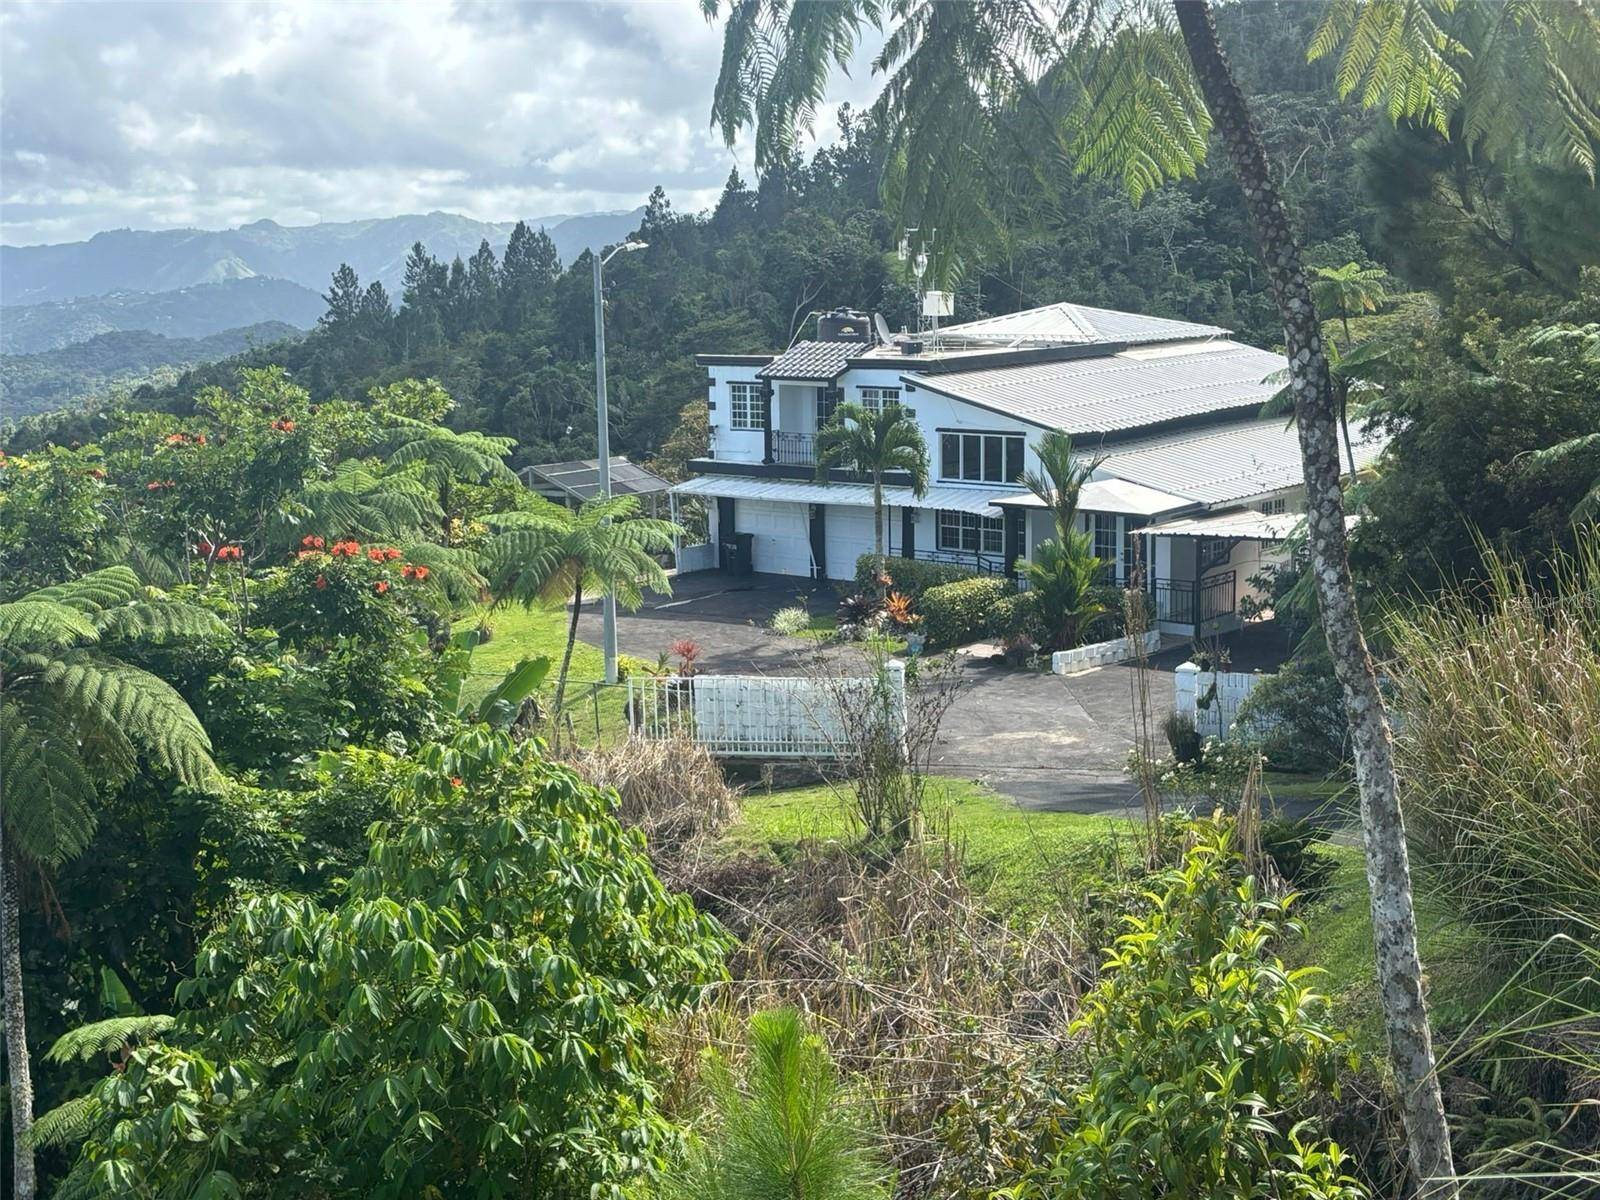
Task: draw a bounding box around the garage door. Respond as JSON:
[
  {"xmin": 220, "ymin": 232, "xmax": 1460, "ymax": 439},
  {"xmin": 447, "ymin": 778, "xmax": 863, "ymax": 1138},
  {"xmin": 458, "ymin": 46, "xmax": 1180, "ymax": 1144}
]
[
  {"xmin": 824, "ymin": 504, "xmax": 880, "ymax": 581},
  {"xmin": 737, "ymin": 499, "xmax": 813, "ymax": 577}
]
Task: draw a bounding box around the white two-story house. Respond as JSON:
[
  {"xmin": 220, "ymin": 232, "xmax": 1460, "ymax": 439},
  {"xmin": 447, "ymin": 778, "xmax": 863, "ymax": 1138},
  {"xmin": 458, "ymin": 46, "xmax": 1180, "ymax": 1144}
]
[{"xmin": 672, "ymin": 303, "xmax": 1382, "ymax": 638}]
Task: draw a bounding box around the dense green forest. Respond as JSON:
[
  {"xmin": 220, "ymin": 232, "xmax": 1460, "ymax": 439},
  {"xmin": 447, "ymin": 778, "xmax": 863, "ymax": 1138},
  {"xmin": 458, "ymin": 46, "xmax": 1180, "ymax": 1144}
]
[{"xmin": 4, "ymin": 2, "xmax": 1600, "ymax": 1198}]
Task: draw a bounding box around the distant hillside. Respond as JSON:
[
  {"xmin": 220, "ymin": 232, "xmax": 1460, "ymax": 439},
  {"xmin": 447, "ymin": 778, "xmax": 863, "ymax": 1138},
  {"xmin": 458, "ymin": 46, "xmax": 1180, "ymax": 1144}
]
[
  {"xmin": 0, "ymin": 322, "xmax": 303, "ymax": 420},
  {"xmin": 1, "ymin": 209, "xmax": 645, "ymax": 305},
  {"xmin": 1, "ymin": 278, "xmax": 324, "ymax": 355}
]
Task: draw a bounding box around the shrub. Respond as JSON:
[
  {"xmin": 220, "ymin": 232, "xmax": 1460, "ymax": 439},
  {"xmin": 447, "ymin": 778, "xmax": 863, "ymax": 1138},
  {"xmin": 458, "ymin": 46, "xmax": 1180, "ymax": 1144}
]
[
  {"xmin": 1028, "ymin": 822, "xmax": 1367, "ymax": 1200},
  {"xmin": 769, "ymin": 605, "xmax": 811, "ymax": 636},
  {"xmin": 1002, "ymin": 634, "xmax": 1037, "ymax": 669},
  {"xmin": 1161, "ymin": 710, "xmax": 1202, "ymax": 765},
  {"xmin": 670, "ymin": 637, "xmax": 703, "ymax": 676},
  {"xmin": 989, "ymin": 589, "xmax": 1044, "ymax": 643},
  {"xmin": 921, "ymin": 576, "xmax": 1012, "ymax": 648},
  {"xmin": 855, "ymin": 553, "xmax": 979, "ymax": 600},
  {"xmin": 65, "ymin": 731, "xmax": 729, "ymax": 1199},
  {"xmin": 1235, "ymin": 652, "xmax": 1349, "ymax": 773},
  {"xmin": 1260, "ymin": 815, "xmax": 1340, "ymax": 898}
]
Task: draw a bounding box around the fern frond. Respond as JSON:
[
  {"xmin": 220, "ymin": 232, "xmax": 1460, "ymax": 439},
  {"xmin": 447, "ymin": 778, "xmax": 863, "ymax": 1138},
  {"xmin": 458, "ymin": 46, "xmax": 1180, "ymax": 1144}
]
[
  {"xmin": 26, "ymin": 566, "xmax": 145, "ymax": 614},
  {"xmin": 397, "ymin": 542, "xmax": 488, "ymax": 609},
  {"xmin": 41, "ymin": 654, "xmax": 219, "ymax": 792},
  {"xmin": 45, "ymin": 1014, "xmax": 176, "ymax": 1064},
  {"xmin": 91, "ymin": 603, "xmax": 231, "ymax": 646},
  {"xmin": 0, "ymin": 600, "xmax": 99, "ymax": 651},
  {"xmin": 25, "ymin": 1096, "xmax": 100, "ymax": 1150},
  {"xmin": 1, "ymin": 700, "xmax": 101, "ymax": 866}
]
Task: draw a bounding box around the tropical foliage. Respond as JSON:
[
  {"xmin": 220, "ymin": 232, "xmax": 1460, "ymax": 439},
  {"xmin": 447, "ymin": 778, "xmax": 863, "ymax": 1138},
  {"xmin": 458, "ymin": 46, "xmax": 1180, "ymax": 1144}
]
[{"xmin": 815, "ymin": 401, "xmax": 930, "ymax": 595}]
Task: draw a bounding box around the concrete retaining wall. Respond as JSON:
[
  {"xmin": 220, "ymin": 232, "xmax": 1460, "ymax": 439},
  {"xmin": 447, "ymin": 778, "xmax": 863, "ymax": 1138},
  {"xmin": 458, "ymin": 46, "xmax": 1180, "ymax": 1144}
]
[{"xmin": 1051, "ymin": 629, "xmax": 1162, "ymax": 674}]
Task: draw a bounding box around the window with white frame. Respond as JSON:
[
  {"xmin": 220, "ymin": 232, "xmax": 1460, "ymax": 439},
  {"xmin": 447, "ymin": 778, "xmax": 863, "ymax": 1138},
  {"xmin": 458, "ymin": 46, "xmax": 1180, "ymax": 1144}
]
[
  {"xmin": 1256, "ymin": 496, "xmax": 1288, "ymax": 515},
  {"xmin": 859, "ymin": 386, "xmax": 900, "ymax": 413},
  {"xmin": 1091, "ymin": 513, "xmax": 1120, "ymax": 575},
  {"xmin": 816, "ymin": 387, "xmax": 839, "ymax": 427},
  {"xmin": 937, "ymin": 510, "xmax": 1004, "ymax": 555},
  {"xmin": 728, "ymin": 381, "xmax": 762, "ymax": 431},
  {"xmin": 938, "ymin": 431, "xmax": 1025, "ymax": 484}
]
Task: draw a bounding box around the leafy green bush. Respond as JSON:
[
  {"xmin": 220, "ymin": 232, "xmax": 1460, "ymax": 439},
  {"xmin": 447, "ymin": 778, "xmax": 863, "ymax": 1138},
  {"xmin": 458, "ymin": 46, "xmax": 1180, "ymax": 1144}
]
[
  {"xmin": 920, "ymin": 576, "xmax": 1012, "ymax": 648},
  {"xmin": 1260, "ymin": 815, "xmax": 1341, "ymax": 899},
  {"xmin": 1026, "ymin": 822, "xmax": 1367, "ymax": 1200},
  {"xmin": 1235, "ymin": 653, "xmax": 1350, "ymax": 773},
  {"xmin": 989, "ymin": 589, "xmax": 1044, "ymax": 643},
  {"xmin": 855, "ymin": 553, "xmax": 979, "ymax": 600},
  {"xmin": 769, "ymin": 605, "xmax": 811, "ymax": 636},
  {"xmin": 665, "ymin": 1008, "xmax": 889, "ymax": 1200},
  {"xmin": 1161, "ymin": 710, "xmax": 1202, "ymax": 765},
  {"xmin": 65, "ymin": 729, "xmax": 730, "ymax": 1200}
]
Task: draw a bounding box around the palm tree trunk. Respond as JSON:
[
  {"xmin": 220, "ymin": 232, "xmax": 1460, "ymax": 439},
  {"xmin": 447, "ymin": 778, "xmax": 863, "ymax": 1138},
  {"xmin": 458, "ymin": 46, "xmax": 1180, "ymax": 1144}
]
[
  {"xmin": 1, "ymin": 848, "xmax": 36, "ymax": 1200},
  {"xmin": 1172, "ymin": 4, "xmax": 1457, "ymax": 1195},
  {"xmin": 551, "ymin": 575, "xmax": 584, "ymax": 723}
]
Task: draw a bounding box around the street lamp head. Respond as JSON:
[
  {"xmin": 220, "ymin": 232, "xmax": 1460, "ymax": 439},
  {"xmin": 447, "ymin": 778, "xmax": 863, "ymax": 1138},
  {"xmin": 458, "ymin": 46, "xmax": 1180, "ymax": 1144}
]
[
  {"xmin": 600, "ymin": 239, "xmax": 650, "ymax": 266},
  {"xmin": 622, "ymin": 240, "xmax": 648, "ymax": 252}
]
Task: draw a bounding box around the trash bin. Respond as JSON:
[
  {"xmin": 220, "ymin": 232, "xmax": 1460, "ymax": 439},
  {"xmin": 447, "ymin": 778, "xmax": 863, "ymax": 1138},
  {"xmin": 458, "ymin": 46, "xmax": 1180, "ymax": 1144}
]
[{"xmin": 720, "ymin": 531, "xmax": 754, "ymax": 576}]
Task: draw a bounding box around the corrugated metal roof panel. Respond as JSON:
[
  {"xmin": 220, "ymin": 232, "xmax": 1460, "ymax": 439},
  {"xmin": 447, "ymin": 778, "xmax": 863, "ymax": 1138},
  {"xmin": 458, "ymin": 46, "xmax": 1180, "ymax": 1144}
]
[
  {"xmin": 993, "ymin": 478, "xmax": 1192, "ymax": 517},
  {"xmin": 672, "ymin": 474, "xmax": 1015, "ymax": 516},
  {"xmin": 757, "ymin": 340, "xmax": 854, "ymax": 381},
  {"xmin": 911, "ymin": 340, "xmax": 1285, "ymax": 433},
  {"xmin": 1096, "ymin": 418, "xmax": 1386, "ymax": 507},
  {"xmin": 519, "ymin": 456, "xmax": 672, "ymax": 501},
  {"xmin": 935, "ymin": 302, "xmax": 1226, "ymax": 347}
]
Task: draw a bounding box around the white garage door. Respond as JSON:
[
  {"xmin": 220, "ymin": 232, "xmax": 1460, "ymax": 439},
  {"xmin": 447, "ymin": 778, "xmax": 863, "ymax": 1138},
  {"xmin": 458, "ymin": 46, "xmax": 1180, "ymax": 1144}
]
[
  {"xmin": 737, "ymin": 499, "xmax": 813, "ymax": 577},
  {"xmin": 824, "ymin": 505, "xmax": 880, "ymax": 581}
]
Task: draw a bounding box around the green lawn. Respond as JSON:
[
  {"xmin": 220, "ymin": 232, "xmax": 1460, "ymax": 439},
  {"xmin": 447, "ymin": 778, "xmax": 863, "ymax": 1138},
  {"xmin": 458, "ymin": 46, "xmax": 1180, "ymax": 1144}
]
[
  {"xmin": 731, "ymin": 776, "xmax": 1136, "ymax": 914},
  {"xmin": 456, "ymin": 605, "xmax": 630, "ymax": 745}
]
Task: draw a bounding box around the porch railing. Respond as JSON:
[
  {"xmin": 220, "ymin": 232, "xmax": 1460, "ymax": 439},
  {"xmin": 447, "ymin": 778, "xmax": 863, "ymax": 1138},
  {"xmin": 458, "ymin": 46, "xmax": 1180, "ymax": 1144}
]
[
  {"xmin": 771, "ymin": 431, "xmax": 816, "ymax": 466},
  {"xmin": 888, "ymin": 544, "xmax": 1009, "ymax": 577},
  {"xmin": 1152, "ymin": 571, "xmax": 1237, "ymax": 628}
]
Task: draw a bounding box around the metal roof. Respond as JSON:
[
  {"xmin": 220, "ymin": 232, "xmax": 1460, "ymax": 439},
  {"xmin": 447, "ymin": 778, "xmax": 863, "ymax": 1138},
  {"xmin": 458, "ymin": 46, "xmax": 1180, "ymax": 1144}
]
[
  {"xmin": 1144, "ymin": 509, "xmax": 1363, "ymax": 540},
  {"xmin": 672, "ymin": 474, "xmax": 1014, "ymax": 516},
  {"xmin": 757, "ymin": 340, "xmax": 855, "ymax": 382},
  {"xmin": 907, "ymin": 340, "xmax": 1286, "ymax": 434},
  {"xmin": 1095, "ymin": 417, "xmax": 1387, "ymax": 507},
  {"xmin": 934, "ymin": 302, "xmax": 1227, "ymax": 348},
  {"xmin": 519, "ymin": 456, "xmax": 672, "ymax": 503},
  {"xmin": 992, "ymin": 477, "xmax": 1192, "ymax": 518}
]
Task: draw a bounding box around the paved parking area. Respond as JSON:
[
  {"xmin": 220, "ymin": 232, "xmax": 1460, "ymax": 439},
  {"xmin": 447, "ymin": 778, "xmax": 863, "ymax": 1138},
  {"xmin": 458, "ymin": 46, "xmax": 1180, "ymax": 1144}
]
[{"xmin": 584, "ymin": 570, "xmax": 1313, "ymax": 818}]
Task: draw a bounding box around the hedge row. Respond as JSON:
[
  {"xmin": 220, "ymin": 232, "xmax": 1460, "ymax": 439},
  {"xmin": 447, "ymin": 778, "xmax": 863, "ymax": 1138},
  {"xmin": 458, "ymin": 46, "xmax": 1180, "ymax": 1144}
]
[{"xmin": 854, "ymin": 553, "xmax": 981, "ymax": 600}]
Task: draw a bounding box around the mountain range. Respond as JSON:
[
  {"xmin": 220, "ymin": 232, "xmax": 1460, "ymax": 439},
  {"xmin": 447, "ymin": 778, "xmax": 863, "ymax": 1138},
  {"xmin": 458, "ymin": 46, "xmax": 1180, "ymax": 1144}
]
[
  {"xmin": 0, "ymin": 208, "xmax": 645, "ymax": 305},
  {"xmin": 0, "ymin": 208, "xmax": 644, "ymax": 424}
]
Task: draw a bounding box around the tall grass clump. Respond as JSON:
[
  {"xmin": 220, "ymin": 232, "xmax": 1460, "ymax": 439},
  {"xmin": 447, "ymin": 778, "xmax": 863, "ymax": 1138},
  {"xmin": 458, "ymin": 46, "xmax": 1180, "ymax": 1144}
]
[{"xmin": 1388, "ymin": 538, "xmax": 1600, "ymax": 950}]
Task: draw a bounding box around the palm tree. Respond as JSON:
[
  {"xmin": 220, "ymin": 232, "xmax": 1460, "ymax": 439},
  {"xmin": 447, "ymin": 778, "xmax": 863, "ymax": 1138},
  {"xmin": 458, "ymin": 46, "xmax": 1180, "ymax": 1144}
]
[
  {"xmin": 1023, "ymin": 530, "xmax": 1111, "ymax": 652},
  {"xmin": 704, "ymin": 3, "xmax": 1600, "ymax": 1189},
  {"xmin": 664, "ymin": 1007, "xmax": 889, "ymax": 1200},
  {"xmin": 1311, "ymin": 262, "xmax": 1389, "ymax": 349},
  {"xmin": 0, "ymin": 566, "xmax": 223, "ymax": 1199},
  {"xmin": 366, "ymin": 415, "xmax": 518, "ymax": 541},
  {"xmin": 1020, "ymin": 430, "xmax": 1102, "ymax": 541},
  {"xmin": 480, "ymin": 495, "xmax": 679, "ymax": 719},
  {"xmin": 814, "ymin": 402, "xmax": 929, "ymax": 595}
]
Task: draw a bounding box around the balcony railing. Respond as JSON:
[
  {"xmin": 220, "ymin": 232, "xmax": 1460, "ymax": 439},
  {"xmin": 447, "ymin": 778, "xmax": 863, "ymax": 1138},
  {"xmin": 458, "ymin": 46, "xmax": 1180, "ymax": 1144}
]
[
  {"xmin": 771, "ymin": 431, "xmax": 816, "ymax": 466},
  {"xmin": 1152, "ymin": 571, "xmax": 1237, "ymax": 629}
]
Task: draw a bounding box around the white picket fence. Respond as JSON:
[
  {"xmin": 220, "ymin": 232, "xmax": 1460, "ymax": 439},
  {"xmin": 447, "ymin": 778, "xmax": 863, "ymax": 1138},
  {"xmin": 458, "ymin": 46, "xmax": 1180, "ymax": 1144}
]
[
  {"xmin": 626, "ymin": 664, "xmax": 906, "ymax": 758},
  {"xmin": 1173, "ymin": 661, "xmax": 1271, "ymax": 738}
]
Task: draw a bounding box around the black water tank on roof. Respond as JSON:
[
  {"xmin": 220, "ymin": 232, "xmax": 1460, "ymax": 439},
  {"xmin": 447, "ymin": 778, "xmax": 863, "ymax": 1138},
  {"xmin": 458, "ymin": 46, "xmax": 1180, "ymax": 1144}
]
[{"xmin": 817, "ymin": 308, "xmax": 872, "ymax": 344}]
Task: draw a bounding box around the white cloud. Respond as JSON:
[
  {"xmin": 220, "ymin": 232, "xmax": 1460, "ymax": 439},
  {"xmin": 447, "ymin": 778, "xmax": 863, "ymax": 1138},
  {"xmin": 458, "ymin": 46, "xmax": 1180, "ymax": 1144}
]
[{"xmin": 0, "ymin": 0, "xmax": 885, "ymax": 246}]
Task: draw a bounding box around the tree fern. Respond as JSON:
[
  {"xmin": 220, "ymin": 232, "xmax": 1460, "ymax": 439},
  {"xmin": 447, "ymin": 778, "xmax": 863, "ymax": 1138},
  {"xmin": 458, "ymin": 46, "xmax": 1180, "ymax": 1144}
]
[{"xmin": 45, "ymin": 1014, "xmax": 175, "ymax": 1065}]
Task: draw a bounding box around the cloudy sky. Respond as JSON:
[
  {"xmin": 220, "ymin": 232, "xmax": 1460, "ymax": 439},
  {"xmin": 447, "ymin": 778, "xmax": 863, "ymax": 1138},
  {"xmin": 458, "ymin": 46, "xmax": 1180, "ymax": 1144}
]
[{"xmin": 0, "ymin": 0, "xmax": 880, "ymax": 247}]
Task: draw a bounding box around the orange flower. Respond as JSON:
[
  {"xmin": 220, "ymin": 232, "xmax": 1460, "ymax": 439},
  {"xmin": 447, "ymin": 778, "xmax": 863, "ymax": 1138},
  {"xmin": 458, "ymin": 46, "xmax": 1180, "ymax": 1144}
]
[
  {"xmin": 368, "ymin": 547, "xmax": 387, "ymax": 562},
  {"xmin": 314, "ymin": 574, "xmax": 327, "ymax": 590},
  {"xmin": 330, "ymin": 540, "xmax": 360, "ymax": 558},
  {"xmin": 383, "ymin": 547, "xmax": 403, "ymax": 561},
  {"xmin": 300, "ymin": 535, "xmax": 325, "ymax": 550},
  {"xmin": 164, "ymin": 433, "xmax": 188, "ymax": 446},
  {"xmin": 373, "ymin": 580, "xmax": 390, "ymax": 594},
  {"xmin": 194, "ymin": 540, "xmax": 214, "ymax": 556},
  {"xmin": 450, "ymin": 776, "xmax": 464, "ymax": 789},
  {"xmin": 194, "ymin": 433, "xmax": 207, "ymax": 445}
]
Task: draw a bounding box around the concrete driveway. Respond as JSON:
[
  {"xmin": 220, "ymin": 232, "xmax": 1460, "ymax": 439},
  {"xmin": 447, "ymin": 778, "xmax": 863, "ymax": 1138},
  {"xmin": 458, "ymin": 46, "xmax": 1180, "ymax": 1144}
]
[{"xmin": 585, "ymin": 570, "xmax": 1318, "ymax": 819}]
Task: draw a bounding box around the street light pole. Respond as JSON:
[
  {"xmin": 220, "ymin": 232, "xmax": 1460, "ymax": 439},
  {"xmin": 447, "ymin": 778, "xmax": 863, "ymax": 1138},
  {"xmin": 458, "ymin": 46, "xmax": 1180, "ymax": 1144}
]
[{"xmin": 592, "ymin": 240, "xmax": 647, "ymax": 685}]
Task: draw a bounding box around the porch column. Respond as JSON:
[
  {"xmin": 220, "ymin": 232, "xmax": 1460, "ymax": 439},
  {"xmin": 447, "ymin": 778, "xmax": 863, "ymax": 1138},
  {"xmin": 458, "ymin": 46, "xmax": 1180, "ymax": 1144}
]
[
  {"xmin": 761, "ymin": 379, "xmax": 775, "ymax": 464},
  {"xmin": 808, "ymin": 504, "xmax": 827, "ymax": 579},
  {"xmin": 1003, "ymin": 508, "xmax": 1021, "ymax": 579},
  {"xmin": 901, "ymin": 508, "xmax": 916, "ymax": 559}
]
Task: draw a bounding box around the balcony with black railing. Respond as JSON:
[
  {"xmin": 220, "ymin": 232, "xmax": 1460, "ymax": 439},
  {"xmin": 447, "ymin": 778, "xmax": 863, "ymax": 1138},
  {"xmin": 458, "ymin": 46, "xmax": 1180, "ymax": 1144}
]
[
  {"xmin": 1152, "ymin": 571, "xmax": 1237, "ymax": 631},
  {"xmin": 771, "ymin": 430, "xmax": 816, "ymax": 466}
]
